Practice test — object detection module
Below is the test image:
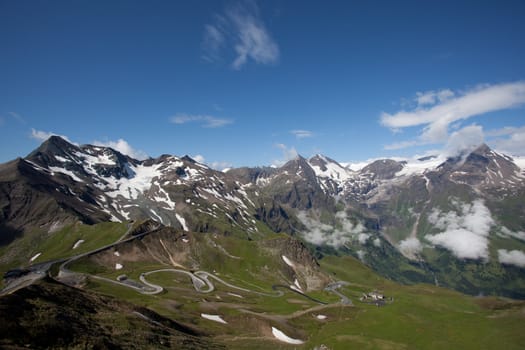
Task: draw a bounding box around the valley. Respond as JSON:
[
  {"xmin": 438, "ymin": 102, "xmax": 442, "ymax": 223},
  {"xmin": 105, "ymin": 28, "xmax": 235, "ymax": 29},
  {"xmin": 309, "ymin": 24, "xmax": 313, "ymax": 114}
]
[{"xmin": 1, "ymin": 137, "xmax": 525, "ymax": 349}]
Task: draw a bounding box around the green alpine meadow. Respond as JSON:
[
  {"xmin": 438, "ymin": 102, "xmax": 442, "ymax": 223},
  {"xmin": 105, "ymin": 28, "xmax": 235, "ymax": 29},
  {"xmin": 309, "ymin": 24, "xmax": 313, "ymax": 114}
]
[{"xmin": 2, "ymin": 1, "xmax": 525, "ymax": 348}]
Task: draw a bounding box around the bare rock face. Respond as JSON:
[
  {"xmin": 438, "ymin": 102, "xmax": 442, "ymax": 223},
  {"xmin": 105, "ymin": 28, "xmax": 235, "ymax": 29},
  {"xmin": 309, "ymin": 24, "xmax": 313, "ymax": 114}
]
[
  {"xmin": 361, "ymin": 159, "xmax": 405, "ymax": 180},
  {"xmin": 2, "ymin": 137, "xmax": 525, "ymax": 298},
  {"xmin": 262, "ymin": 237, "xmax": 329, "ymax": 291},
  {"xmin": 439, "ymin": 144, "xmax": 522, "ymax": 188}
]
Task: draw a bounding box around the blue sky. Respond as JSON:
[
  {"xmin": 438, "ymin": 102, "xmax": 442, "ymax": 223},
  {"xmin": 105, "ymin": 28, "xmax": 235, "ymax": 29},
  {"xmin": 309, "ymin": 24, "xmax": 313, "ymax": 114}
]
[{"xmin": 1, "ymin": 0, "xmax": 525, "ymax": 169}]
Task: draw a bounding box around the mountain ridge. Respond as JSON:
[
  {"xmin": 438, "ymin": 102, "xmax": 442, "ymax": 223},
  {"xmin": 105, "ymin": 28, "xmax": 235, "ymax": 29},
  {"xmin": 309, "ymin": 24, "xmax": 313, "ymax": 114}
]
[{"xmin": 2, "ymin": 137, "xmax": 525, "ymax": 298}]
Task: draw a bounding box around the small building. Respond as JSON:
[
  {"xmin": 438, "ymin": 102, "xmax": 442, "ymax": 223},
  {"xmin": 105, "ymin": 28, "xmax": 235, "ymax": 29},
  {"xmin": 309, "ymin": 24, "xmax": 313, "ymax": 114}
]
[
  {"xmin": 361, "ymin": 290, "xmax": 386, "ymax": 302},
  {"xmin": 368, "ymin": 291, "xmax": 384, "ymax": 300}
]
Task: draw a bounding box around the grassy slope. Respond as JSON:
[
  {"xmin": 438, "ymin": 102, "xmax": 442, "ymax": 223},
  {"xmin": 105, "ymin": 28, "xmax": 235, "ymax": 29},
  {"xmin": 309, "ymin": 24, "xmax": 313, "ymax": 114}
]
[
  {"xmin": 311, "ymin": 255, "xmax": 525, "ymax": 350},
  {"xmin": 31, "ymin": 222, "xmax": 127, "ymax": 262},
  {"xmin": 0, "ymin": 222, "xmax": 127, "ymax": 288},
  {"xmin": 66, "ymin": 230, "xmax": 524, "ymax": 350}
]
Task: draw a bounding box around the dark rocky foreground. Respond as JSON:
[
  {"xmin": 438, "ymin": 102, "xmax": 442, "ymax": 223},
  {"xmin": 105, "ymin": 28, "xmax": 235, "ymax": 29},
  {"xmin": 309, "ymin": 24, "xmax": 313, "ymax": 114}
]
[{"xmin": 0, "ymin": 277, "xmax": 224, "ymax": 350}]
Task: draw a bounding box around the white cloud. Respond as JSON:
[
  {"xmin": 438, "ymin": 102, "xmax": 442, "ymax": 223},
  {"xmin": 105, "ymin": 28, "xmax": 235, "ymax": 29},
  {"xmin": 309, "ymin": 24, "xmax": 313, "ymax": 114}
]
[
  {"xmin": 383, "ymin": 140, "xmax": 418, "ymax": 151},
  {"xmin": 398, "ymin": 237, "xmax": 423, "ymax": 259},
  {"xmin": 425, "ymin": 199, "xmax": 494, "ymax": 260},
  {"xmin": 443, "ymin": 124, "xmax": 484, "ymax": 158},
  {"xmin": 9, "ymin": 112, "xmax": 26, "ymax": 124},
  {"xmin": 192, "ymin": 154, "xmax": 206, "ymax": 163},
  {"xmin": 209, "ymin": 161, "xmax": 233, "ymax": 171},
  {"xmin": 202, "ymin": 24, "xmax": 225, "ymax": 62},
  {"xmin": 382, "ymin": 82, "xmax": 525, "ymax": 150},
  {"xmin": 272, "ymin": 143, "xmax": 298, "ymax": 167},
  {"xmin": 170, "ymin": 114, "xmax": 233, "ymax": 128},
  {"xmin": 497, "ymin": 249, "xmax": 525, "ymax": 268},
  {"xmin": 497, "ymin": 227, "xmax": 525, "ymax": 241},
  {"xmin": 0, "ymin": 112, "xmax": 25, "ymax": 127},
  {"xmin": 382, "ymin": 82, "xmax": 525, "ymax": 129},
  {"xmin": 485, "ymin": 125, "xmax": 525, "ymax": 137},
  {"xmin": 358, "ymin": 233, "xmax": 371, "ymax": 244},
  {"xmin": 356, "ymin": 250, "xmax": 366, "ymax": 261},
  {"xmin": 30, "ymin": 130, "xmax": 146, "ymax": 160},
  {"xmin": 291, "ymin": 129, "xmax": 314, "ymax": 139},
  {"xmin": 191, "ymin": 154, "xmax": 231, "ymax": 171},
  {"xmin": 487, "ymin": 125, "xmax": 525, "ymax": 156},
  {"xmin": 93, "ymin": 139, "xmax": 148, "ymax": 160},
  {"xmin": 297, "ymin": 211, "xmax": 367, "ymax": 248},
  {"xmin": 415, "ymin": 89, "xmax": 454, "ymax": 106},
  {"xmin": 202, "ymin": 0, "xmax": 279, "ymax": 69},
  {"xmin": 427, "ymin": 228, "xmax": 489, "ymax": 260},
  {"xmin": 30, "ymin": 129, "xmax": 75, "ymax": 144}
]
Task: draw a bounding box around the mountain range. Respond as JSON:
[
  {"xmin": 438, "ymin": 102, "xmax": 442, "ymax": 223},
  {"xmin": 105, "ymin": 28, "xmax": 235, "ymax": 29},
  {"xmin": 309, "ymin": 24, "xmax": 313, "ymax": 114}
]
[
  {"xmin": 1, "ymin": 136, "xmax": 525, "ymax": 299},
  {"xmin": 2, "ymin": 136, "xmax": 525, "ymax": 348}
]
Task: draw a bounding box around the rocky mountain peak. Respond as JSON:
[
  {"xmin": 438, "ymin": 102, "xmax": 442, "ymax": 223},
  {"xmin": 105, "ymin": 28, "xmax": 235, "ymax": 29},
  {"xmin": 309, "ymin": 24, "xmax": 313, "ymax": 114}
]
[
  {"xmin": 26, "ymin": 136, "xmax": 81, "ymax": 167},
  {"xmin": 361, "ymin": 159, "xmax": 405, "ymax": 180},
  {"xmin": 279, "ymin": 155, "xmax": 319, "ymax": 183},
  {"xmin": 472, "ymin": 143, "xmax": 491, "ymax": 155},
  {"xmin": 308, "ymin": 154, "xmax": 341, "ymax": 172},
  {"xmin": 181, "ymin": 155, "xmax": 198, "ymax": 164},
  {"xmin": 437, "ymin": 143, "xmax": 521, "ymax": 187}
]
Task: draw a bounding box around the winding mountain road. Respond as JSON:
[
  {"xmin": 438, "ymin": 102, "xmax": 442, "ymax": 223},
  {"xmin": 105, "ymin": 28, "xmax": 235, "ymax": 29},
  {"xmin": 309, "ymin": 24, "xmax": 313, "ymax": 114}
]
[
  {"xmin": 3, "ymin": 224, "xmax": 338, "ymax": 307},
  {"xmin": 139, "ymin": 269, "xmax": 285, "ymax": 297}
]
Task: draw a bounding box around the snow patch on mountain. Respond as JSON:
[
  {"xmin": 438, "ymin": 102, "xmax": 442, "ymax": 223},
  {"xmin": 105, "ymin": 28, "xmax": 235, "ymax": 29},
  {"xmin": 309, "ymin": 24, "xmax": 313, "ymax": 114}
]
[
  {"xmin": 149, "ymin": 209, "xmax": 163, "ymax": 224},
  {"xmin": 29, "ymin": 252, "xmax": 41, "ymax": 263},
  {"xmin": 74, "ymin": 151, "xmax": 116, "ymax": 166},
  {"xmin": 54, "ymin": 155, "xmax": 69, "ymax": 162},
  {"xmin": 175, "ymin": 213, "xmax": 189, "ymax": 231},
  {"xmin": 49, "ymin": 166, "xmax": 85, "ymax": 182},
  {"xmin": 72, "ymin": 240, "xmax": 85, "ymax": 249},
  {"xmin": 293, "ymin": 278, "xmax": 302, "ymax": 291},
  {"xmin": 342, "ymin": 161, "xmax": 369, "ymax": 172},
  {"xmin": 271, "ymin": 327, "xmax": 304, "ymax": 345},
  {"xmin": 201, "ymin": 313, "xmax": 227, "ymax": 324},
  {"xmin": 282, "ymin": 255, "xmax": 295, "ymax": 268},
  {"xmin": 395, "ymin": 157, "xmax": 443, "ymax": 177},
  {"xmin": 151, "ymin": 184, "xmax": 176, "ymax": 210},
  {"xmin": 105, "ymin": 163, "xmax": 162, "ymax": 200},
  {"xmin": 26, "ymin": 159, "xmax": 52, "ymax": 173},
  {"xmin": 309, "ymin": 155, "xmax": 352, "ymax": 181},
  {"xmin": 512, "ymin": 156, "xmax": 525, "ymax": 170}
]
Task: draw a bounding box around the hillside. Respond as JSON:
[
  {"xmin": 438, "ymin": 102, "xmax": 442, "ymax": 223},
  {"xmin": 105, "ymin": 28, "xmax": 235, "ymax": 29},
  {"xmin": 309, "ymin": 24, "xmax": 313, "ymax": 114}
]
[
  {"xmin": 0, "ymin": 137, "xmax": 524, "ymax": 348},
  {"xmin": 0, "ymin": 277, "xmax": 223, "ymax": 349},
  {"xmin": 2, "ymin": 137, "xmax": 524, "ymax": 298}
]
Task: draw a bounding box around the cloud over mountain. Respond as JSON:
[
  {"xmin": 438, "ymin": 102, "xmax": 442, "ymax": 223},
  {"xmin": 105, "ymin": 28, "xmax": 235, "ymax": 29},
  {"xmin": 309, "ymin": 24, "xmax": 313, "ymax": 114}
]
[
  {"xmin": 30, "ymin": 129, "xmax": 75, "ymax": 144},
  {"xmin": 382, "ymin": 82, "xmax": 525, "ymax": 152},
  {"xmin": 398, "ymin": 237, "xmax": 423, "ymax": 259},
  {"xmin": 498, "ymin": 249, "xmax": 525, "ymax": 268},
  {"xmin": 297, "ymin": 211, "xmax": 367, "ymax": 248},
  {"xmin": 93, "ymin": 139, "xmax": 149, "ymax": 160},
  {"xmin": 425, "ymin": 199, "xmax": 494, "ymax": 260}
]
